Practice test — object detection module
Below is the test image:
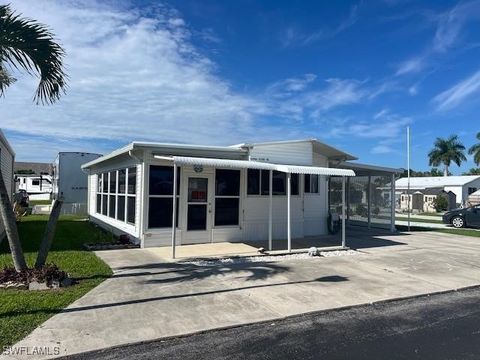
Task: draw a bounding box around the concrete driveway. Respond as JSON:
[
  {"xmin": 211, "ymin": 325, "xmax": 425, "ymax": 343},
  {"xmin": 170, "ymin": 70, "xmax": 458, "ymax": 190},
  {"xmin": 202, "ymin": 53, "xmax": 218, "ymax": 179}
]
[{"xmin": 6, "ymin": 229, "xmax": 480, "ymax": 359}]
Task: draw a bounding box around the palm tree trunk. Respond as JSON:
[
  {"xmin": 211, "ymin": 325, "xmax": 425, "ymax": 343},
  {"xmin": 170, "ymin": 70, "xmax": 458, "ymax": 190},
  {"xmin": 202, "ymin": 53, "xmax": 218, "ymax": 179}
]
[
  {"xmin": 35, "ymin": 199, "xmax": 63, "ymax": 269},
  {"xmin": 444, "ymin": 165, "xmax": 449, "ymax": 177},
  {"xmin": 0, "ymin": 168, "xmax": 27, "ymax": 271}
]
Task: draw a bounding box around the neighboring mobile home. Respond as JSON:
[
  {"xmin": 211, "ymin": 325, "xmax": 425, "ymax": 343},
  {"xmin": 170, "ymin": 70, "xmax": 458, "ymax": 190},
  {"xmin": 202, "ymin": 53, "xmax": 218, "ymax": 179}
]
[
  {"xmin": 53, "ymin": 152, "xmax": 102, "ymax": 214},
  {"xmin": 396, "ymin": 176, "xmax": 480, "ymax": 207},
  {"xmin": 15, "ymin": 175, "xmax": 53, "ymax": 200},
  {"xmin": 0, "ymin": 129, "xmax": 15, "ymax": 239},
  {"xmin": 398, "ymin": 188, "xmax": 456, "ymax": 213},
  {"xmin": 81, "ymin": 139, "xmax": 401, "ymax": 253}
]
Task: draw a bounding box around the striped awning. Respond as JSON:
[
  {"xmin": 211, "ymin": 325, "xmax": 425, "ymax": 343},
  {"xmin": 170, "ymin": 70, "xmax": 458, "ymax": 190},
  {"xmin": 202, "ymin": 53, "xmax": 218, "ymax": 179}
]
[{"xmin": 154, "ymin": 155, "xmax": 355, "ymax": 177}]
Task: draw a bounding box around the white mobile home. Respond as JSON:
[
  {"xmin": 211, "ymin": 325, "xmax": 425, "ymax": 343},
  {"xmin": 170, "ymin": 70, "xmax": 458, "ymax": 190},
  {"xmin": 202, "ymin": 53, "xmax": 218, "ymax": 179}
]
[
  {"xmin": 15, "ymin": 175, "xmax": 53, "ymax": 200},
  {"xmin": 396, "ymin": 176, "xmax": 480, "ymax": 207},
  {"xmin": 0, "ymin": 130, "xmax": 15, "ymax": 239},
  {"xmin": 82, "ymin": 139, "xmax": 401, "ymax": 253},
  {"xmin": 53, "ymin": 152, "xmax": 102, "ymax": 214}
]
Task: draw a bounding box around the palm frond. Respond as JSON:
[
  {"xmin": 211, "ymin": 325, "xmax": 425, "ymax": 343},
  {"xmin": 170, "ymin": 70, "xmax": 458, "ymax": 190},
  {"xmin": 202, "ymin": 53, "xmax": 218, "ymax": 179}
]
[
  {"xmin": 0, "ymin": 4, "xmax": 67, "ymax": 104},
  {"xmin": 0, "ymin": 63, "xmax": 16, "ymax": 95}
]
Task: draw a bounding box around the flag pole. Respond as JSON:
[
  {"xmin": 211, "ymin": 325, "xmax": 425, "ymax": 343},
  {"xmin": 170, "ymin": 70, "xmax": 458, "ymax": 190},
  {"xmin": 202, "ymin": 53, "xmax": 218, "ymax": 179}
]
[{"xmin": 407, "ymin": 126, "xmax": 411, "ymax": 231}]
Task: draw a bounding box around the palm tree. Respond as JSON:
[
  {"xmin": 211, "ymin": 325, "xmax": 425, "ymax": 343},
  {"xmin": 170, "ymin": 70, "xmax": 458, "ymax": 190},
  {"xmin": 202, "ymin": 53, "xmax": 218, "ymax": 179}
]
[
  {"xmin": 0, "ymin": 4, "xmax": 66, "ymax": 103},
  {"xmin": 468, "ymin": 132, "xmax": 480, "ymax": 166},
  {"xmin": 0, "ymin": 4, "xmax": 67, "ymax": 272},
  {"xmin": 428, "ymin": 135, "xmax": 467, "ymax": 177}
]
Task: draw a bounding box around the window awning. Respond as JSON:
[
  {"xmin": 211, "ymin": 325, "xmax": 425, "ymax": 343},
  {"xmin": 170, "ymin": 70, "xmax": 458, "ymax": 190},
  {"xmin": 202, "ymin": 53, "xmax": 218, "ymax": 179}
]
[{"xmin": 154, "ymin": 155, "xmax": 355, "ymax": 177}]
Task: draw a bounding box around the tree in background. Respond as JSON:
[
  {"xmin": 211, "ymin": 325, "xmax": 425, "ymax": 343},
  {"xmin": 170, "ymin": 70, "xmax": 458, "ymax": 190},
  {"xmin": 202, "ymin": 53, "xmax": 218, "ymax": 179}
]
[
  {"xmin": 463, "ymin": 168, "xmax": 480, "ymax": 176},
  {"xmin": 428, "ymin": 135, "xmax": 466, "ymax": 177},
  {"xmin": 401, "ymin": 167, "xmax": 450, "ymax": 177},
  {"xmin": 468, "ymin": 132, "xmax": 480, "ymax": 166},
  {"xmin": 0, "ymin": 4, "xmax": 66, "ymax": 272}
]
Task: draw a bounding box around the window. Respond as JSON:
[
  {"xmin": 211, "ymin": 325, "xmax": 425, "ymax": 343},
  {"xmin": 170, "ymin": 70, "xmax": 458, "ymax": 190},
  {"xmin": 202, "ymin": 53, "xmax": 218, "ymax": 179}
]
[
  {"xmin": 215, "ymin": 169, "xmax": 240, "ymax": 226},
  {"xmin": 304, "ymin": 174, "xmax": 319, "ymax": 193},
  {"xmin": 95, "ymin": 167, "xmax": 137, "ymax": 225},
  {"xmin": 468, "ymin": 187, "xmax": 477, "ymax": 195},
  {"xmin": 247, "ymin": 169, "xmax": 298, "ymax": 196},
  {"xmin": 32, "ymin": 179, "xmax": 40, "ymax": 186},
  {"xmin": 148, "ymin": 166, "xmax": 180, "ymax": 228},
  {"xmin": 247, "ymin": 169, "xmax": 260, "ymax": 195}
]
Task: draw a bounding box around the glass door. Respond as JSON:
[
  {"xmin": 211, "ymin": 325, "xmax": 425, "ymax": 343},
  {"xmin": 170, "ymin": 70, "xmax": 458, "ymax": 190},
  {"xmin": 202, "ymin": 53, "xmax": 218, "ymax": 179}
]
[
  {"xmin": 182, "ymin": 174, "xmax": 213, "ymax": 244},
  {"xmin": 187, "ymin": 177, "xmax": 208, "ymax": 230}
]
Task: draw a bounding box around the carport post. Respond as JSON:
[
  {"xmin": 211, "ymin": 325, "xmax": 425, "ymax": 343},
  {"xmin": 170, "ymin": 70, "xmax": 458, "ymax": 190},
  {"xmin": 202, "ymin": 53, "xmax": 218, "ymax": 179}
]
[
  {"xmin": 390, "ymin": 173, "xmax": 396, "ymax": 232},
  {"xmin": 171, "ymin": 164, "xmax": 177, "ymax": 259},
  {"xmin": 287, "ymin": 172, "xmax": 292, "ymax": 253},
  {"xmin": 342, "ymin": 176, "xmax": 346, "ymax": 248},
  {"xmin": 367, "ymin": 175, "xmax": 371, "ymax": 229},
  {"xmin": 268, "ymin": 170, "xmax": 273, "ymax": 251}
]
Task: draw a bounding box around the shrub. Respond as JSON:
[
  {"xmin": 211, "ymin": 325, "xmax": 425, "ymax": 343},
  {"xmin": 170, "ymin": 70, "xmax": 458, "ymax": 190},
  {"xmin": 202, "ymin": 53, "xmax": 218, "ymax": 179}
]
[{"xmin": 433, "ymin": 195, "xmax": 449, "ymax": 212}]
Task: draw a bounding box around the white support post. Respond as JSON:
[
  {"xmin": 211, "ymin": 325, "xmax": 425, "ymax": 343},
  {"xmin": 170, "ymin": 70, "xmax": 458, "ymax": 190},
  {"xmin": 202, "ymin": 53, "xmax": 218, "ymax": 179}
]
[
  {"xmin": 171, "ymin": 164, "xmax": 177, "ymax": 259},
  {"xmin": 342, "ymin": 176, "xmax": 346, "ymax": 248},
  {"xmin": 268, "ymin": 170, "xmax": 273, "ymax": 251},
  {"xmin": 287, "ymin": 172, "xmax": 292, "ymax": 253},
  {"xmin": 367, "ymin": 175, "xmax": 371, "ymax": 229},
  {"xmin": 390, "ymin": 173, "xmax": 396, "ymax": 232}
]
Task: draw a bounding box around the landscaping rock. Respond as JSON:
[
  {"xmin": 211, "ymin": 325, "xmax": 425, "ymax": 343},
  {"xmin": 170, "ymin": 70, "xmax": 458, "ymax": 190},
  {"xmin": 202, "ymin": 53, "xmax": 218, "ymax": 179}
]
[
  {"xmin": 29, "ymin": 281, "xmax": 50, "ymax": 291},
  {"xmin": 308, "ymin": 247, "xmax": 319, "ymax": 256}
]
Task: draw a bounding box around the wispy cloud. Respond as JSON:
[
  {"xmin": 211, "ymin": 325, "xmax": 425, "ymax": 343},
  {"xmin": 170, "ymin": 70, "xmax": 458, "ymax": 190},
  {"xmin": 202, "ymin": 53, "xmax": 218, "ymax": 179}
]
[
  {"xmin": 433, "ymin": 68, "xmax": 480, "ymax": 111},
  {"xmin": 433, "ymin": 0, "xmax": 480, "ymax": 52},
  {"xmin": 281, "ymin": 3, "xmax": 359, "ymax": 47},
  {"xmin": 395, "ymin": 56, "xmax": 425, "ymax": 76}
]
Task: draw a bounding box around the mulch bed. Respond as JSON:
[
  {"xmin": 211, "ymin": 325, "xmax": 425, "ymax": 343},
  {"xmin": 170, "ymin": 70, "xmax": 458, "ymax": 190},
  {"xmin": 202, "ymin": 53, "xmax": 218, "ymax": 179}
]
[
  {"xmin": 83, "ymin": 242, "xmax": 140, "ymax": 251},
  {"xmin": 0, "ymin": 264, "xmax": 72, "ymax": 290}
]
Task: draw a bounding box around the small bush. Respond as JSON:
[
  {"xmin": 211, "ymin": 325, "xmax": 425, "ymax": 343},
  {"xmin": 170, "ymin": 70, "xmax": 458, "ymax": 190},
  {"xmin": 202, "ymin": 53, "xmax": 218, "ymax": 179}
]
[{"xmin": 433, "ymin": 195, "xmax": 449, "ymax": 212}]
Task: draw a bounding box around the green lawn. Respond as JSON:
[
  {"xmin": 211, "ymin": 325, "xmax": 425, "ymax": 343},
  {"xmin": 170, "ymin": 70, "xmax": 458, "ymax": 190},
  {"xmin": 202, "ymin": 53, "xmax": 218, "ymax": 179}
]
[
  {"xmin": 396, "ymin": 225, "xmax": 480, "ymax": 237},
  {"xmin": 29, "ymin": 200, "xmax": 53, "ymax": 206},
  {"xmin": 396, "ymin": 217, "xmax": 443, "ymax": 224},
  {"xmin": 419, "ymin": 212, "xmax": 445, "ymax": 217},
  {"xmin": 0, "ymin": 215, "xmax": 113, "ymax": 349}
]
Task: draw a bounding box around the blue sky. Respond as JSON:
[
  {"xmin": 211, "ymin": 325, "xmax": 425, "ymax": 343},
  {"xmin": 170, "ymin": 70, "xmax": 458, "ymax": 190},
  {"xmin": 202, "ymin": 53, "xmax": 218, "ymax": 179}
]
[{"xmin": 1, "ymin": 0, "xmax": 480, "ymax": 174}]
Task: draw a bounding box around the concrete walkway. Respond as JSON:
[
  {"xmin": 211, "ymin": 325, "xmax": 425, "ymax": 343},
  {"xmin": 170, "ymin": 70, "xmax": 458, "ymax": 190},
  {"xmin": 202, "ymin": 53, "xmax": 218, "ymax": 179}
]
[{"xmin": 7, "ymin": 230, "xmax": 480, "ymax": 359}]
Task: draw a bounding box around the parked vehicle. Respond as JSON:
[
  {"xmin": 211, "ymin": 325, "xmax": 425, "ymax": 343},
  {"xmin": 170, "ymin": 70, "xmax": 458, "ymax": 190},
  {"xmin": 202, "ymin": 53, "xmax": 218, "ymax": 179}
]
[{"xmin": 442, "ymin": 205, "xmax": 480, "ymax": 228}]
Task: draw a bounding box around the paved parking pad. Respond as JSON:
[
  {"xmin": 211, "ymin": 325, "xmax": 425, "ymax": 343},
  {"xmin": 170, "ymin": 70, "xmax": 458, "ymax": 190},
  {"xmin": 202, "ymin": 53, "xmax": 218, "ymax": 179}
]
[{"xmin": 6, "ymin": 231, "xmax": 480, "ymax": 359}]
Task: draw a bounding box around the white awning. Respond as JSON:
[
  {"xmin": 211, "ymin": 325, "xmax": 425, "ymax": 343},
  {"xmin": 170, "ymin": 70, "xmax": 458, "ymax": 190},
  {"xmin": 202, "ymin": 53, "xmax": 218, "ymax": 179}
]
[{"xmin": 154, "ymin": 155, "xmax": 355, "ymax": 177}]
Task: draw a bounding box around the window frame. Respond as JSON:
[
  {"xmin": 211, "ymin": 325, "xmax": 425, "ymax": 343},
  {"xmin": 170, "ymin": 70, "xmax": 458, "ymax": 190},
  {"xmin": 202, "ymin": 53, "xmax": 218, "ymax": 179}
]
[
  {"xmin": 214, "ymin": 169, "xmax": 241, "ymax": 227},
  {"xmin": 147, "ymin": 165, "xmax": 180, "ymax": 229},
  {"xmin": 95, "ymin": 167, "xmax": 136, "ymax": 226},
  {"xmin": 246, "ymin": 169, "xmax": 301, "ymax": 197}
]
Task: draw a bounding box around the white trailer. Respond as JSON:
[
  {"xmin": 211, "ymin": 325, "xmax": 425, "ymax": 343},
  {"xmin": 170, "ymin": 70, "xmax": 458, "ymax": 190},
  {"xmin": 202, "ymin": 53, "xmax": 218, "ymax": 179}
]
[
  {"xmin": 15, "ymin": 175, "xmax": 53, "ymax": 200},
  {"xmin": 53, "ymin": 152, "xmax": 102, "ymax": 214}
]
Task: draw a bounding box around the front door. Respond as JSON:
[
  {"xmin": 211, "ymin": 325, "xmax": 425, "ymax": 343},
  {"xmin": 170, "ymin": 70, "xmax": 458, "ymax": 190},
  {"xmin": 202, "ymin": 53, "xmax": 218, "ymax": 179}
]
[{"xmin": 182, "ymin": 172, "xmax": 214, "ymax": 244}]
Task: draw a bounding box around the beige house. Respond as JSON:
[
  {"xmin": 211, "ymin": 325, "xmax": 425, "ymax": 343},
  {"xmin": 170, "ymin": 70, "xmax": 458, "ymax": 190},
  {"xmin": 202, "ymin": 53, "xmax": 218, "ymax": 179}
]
[{"xmin": 399, "ymin": 188, "xmax": 456, "ymax": 213}]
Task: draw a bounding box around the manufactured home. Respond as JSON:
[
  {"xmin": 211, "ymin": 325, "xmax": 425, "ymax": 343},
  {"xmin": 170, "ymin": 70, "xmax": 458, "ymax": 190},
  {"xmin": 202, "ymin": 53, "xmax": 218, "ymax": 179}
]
[
  {"xmin": 396, "ymin": 176, "xmax": 480, "ymax": 207},
  {"xmin": 53, "ymin": 152, "xmax": 102, "ymax": 214},
  {"xmin": 398, "ymin": 188, "xmax": 456, "ymax": 213},
  {"xmin": 0, "ymin": 130, "xmax": 15, "ymax": 239},
  {"xmin": 82, "ymin": 139, "xmax": 401, "ymax": 254},
  {"xmin": 15, "ymin": 175, "xmax": 53, "ymax": 200}
]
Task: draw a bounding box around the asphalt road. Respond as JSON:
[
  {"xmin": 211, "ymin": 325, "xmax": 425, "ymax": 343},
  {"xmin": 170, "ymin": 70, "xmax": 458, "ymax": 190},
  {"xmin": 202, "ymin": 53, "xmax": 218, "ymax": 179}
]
[{"xmin": 64, "ymin": 287, "xmax": 480, "ymax": 360}]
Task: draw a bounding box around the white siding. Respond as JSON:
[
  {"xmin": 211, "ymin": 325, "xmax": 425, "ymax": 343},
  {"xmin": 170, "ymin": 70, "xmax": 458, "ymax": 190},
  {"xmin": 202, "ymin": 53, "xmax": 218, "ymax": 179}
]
[
  {"xmin": 303, "ymin": 176, "xmax": 328, "ymax": 236},
  {"xmin": 249, "ymin": 142, "xmax": 313, "ymax": 165},
  {"xmin": 0, "ymin": 133, "xmax": 14, "ymax": 239},
  {"xmin": 243, "ymin": 196, "xmax": 304, "ymax": 240}
]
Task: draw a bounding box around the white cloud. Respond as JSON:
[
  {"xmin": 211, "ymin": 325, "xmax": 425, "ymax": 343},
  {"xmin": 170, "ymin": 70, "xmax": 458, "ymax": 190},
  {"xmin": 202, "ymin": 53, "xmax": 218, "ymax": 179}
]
[
  {"xmin": 395, "ymin": 57, "xmax": 425, "ymax": 76},
  {"xmin": 281, "ymin": 3, "xmax": 359, "ymax": 47},
  {"xmin": 0, "ymin": 0, "xmax": 394, "ymax": 161},
  {"xmin": 433, "ymin": 0, "xmax": 480, "ymax": 52},
  {"xmin": 433, "ymin": 69, "xmax": 480, "ymax": 111}
]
